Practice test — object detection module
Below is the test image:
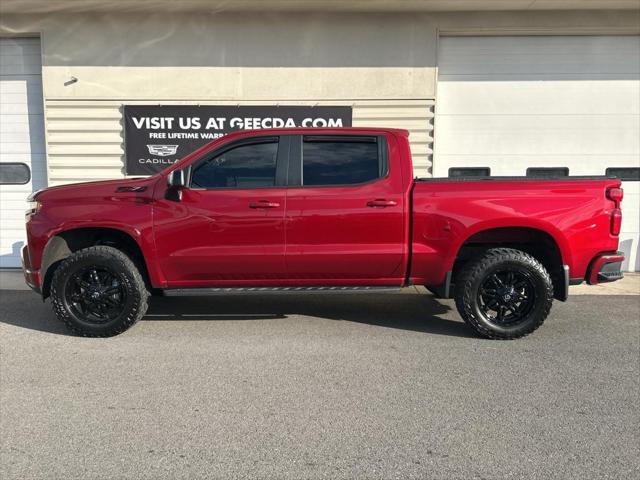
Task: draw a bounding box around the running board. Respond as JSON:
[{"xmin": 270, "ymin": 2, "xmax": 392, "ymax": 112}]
[{"xmin": 163, "ymin": 286, "xmax": 403, "ymax": 296}]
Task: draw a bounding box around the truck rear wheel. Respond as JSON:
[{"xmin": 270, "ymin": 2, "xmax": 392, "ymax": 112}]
[
  {"xmin": 454, "ymin": 248, "xmax": 553, "ymax": 340},
  {"xmin": 50, "ymin": 246, "xmax": 149, "ymax": 337}
]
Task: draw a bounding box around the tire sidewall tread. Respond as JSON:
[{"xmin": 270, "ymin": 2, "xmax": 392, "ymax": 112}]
[
  {"xmin": 50, "ymin": 246, "xmax": 149, "ymax": 337},
  {"xmin": 454, "ymin": 248, "xmax": 554, "ymax": 340}
]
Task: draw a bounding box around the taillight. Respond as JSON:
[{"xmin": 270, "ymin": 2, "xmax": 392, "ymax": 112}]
[
  {"xmin": 607, "ymin": 187, "xmax": 623, "ymax": 235},
  {"xmin": 607, "ymin": 187, "xmax": 624, "ymax": 207},
  {"xmin": 611, "ymin": 208, "xmax": 622, "ymax": 235}
]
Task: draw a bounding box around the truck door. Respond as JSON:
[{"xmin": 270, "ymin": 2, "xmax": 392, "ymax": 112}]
[
  {"xmin": 152, "ymin": 136, "xmax": 288, "ymax": 286},
  {"xmin": 284, "ymin": 134, "xmax": 406, "ymax": 283}
]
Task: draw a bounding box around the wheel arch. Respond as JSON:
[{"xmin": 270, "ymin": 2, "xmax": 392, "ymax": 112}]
[
  {"xmin": 40, "ymin": 226, "xmax": 152, "ymax": 299},
  {"xmin": 449, "ymin": 225, "xmax": 569, "ymax": 301}
]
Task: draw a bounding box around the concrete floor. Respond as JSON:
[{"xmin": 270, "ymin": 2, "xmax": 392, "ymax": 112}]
[{"xmin": 1, "ymin": 271, "xmax": 638, "ymax": 479}]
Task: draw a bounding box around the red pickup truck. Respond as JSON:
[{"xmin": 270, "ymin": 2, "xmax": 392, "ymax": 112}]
[{"xmin": 22, "ymin": 128, "xmax": 625, "ymax": 339}]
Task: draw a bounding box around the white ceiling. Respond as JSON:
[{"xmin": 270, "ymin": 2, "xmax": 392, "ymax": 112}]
[{"xmin": 1, "ymin": 0, "xmax": 639, "ymax": 14}]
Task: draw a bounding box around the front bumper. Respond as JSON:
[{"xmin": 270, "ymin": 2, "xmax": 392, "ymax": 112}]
[
  {"xmin": 21, "ymin": 244, "xmax": 42, "ymax": 294},
  {"xmin": 587, "ymin": 251, "xmax": 625, "ymax": 285}
]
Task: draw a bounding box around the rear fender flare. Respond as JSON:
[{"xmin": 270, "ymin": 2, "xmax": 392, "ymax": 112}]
[{"xmin": 444, "ymin": 219, "xmax": 572, "ymax": 275}]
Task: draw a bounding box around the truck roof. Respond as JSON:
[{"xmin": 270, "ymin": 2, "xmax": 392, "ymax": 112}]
[
  {"xmin": 166, "ymin": 127, "xmax": 410, "ymax": 175},
  {"xmin": 224, "ymin": 127, "xmax": 410, "ymax": 137}
]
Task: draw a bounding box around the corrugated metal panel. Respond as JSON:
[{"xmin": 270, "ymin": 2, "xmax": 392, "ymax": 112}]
[{"xmin": 44, "ymin": 99, "xmax": 434, "ymax": 185}]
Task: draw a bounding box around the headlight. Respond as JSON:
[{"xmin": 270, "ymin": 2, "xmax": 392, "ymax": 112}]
[
  {"xmin": 26, "ymin": 190, "xmax": 43, "ymax": 202},
  {"xmin": 26, "ymin": 200, "xmax": 43, "ymax": 216},
  {"xmin": 26, "ymin": 190, "xmax": 44, "ymax": 215}
]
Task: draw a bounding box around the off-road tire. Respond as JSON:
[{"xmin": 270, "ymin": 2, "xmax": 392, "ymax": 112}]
[
  {"xmin": 454, "ymin": 248, "xmax": 554, "ymax": 340},
  {"xmin": 50, "ymin": 246, "xmax": 149, "ymax": 337}
]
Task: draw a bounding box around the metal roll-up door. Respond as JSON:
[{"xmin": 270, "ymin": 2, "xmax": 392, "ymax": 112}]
[
  {"xmin": 0, "ymin": 37, "xmax": 47, "ymax": 268},
  {"xmin": 435, "ymin": 35, "xmax": 640, "ymax": 271}
]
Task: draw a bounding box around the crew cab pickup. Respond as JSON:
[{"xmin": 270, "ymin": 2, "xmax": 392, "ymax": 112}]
[{"xmin": 22, "ymin": 128, "xmax": 625, "ymax": 339}]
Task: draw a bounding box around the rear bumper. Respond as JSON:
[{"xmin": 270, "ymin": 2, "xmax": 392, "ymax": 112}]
[
  {"xmin": 587, "ymin": 251, "xmax": 625, "ymax": 285},
  {"xmin": 21, "ymin": 244, "xmax": 42, "ymax": 294}
]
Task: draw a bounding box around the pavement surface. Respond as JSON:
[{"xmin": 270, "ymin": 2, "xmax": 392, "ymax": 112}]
[
  {"xmin": 570, "ymin": 272, "xmax": 640, "ymax": 295},
  {"xmin": 1, "ymin": 272, "xmax": 639, "ymax": 479}
]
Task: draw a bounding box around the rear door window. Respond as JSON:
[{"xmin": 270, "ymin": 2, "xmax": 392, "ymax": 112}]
[{"xmin": 302, "ymin": 136, "xmax": 384, "ymax": 186}]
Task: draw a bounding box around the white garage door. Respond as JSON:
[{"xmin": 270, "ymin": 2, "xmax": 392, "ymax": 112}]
[
  {"xmin": 0, "ymin": 37, "xmax": 47, "ymax": 268},
  {"xmin": 435, "ymin": 35, "xmax": 640, "ymax": 271}
]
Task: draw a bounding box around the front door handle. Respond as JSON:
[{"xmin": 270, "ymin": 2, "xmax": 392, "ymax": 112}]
[
  {"xmin": 249, "ymin": 200, "xmax": 280, "ymax": 209},
  {"xmin": 367, "ymin": 199, "xmax": 397, "ymax": 208}
]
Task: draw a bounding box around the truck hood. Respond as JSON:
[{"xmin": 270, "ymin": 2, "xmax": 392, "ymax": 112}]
[{"xmin": 30, "ymin": 177, "xmax": 156, "ymax": 202}]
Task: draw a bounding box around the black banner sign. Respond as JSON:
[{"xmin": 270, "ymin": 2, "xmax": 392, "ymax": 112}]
[{"xmin": 123, "ymin": 105, "xmax": 353, "ymax": 175}]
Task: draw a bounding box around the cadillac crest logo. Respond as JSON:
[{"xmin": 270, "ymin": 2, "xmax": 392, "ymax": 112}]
[{"xmin": 146, "ymin": 144, "xmax": 179, "ymax": 156}]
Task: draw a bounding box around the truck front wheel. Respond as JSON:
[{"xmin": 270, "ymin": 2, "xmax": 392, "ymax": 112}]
[
  {"xmin": 50, "ymin": 246, "xmax": 149, "ymax": 337},
  {"xmin": 454, "ymin": 248, "xmax": 554, "ymax": 340}
]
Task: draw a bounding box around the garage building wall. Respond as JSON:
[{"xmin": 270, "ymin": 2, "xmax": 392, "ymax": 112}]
[
  {"xmin": 2, "ymin": 10, "xmax": 637, "ymax": 183},
  {"xmin": 1, "ymin": 12, "xmax": 442, "ymax": 180},
  {"xmin": 44, "ymin": 99, "xmax": 434, "ymax": 184}
]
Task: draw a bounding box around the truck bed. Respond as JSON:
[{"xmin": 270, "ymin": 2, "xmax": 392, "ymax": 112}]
[
  {"xmin": 416, "ymin": 175, "xmax": 615, "ymax": 182},
  {"xmin": 409, "ymin": 176, "xmax": 622, "ymax": 288}
]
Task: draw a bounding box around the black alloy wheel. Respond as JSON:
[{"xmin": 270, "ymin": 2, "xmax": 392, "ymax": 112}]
[
  {"xmin": 477, "ymin": 269, "xmax": 536, "ymax": 327},
  {"xmin": 64, "ymin": 266, "xmax": 128, "ymax": 324}
]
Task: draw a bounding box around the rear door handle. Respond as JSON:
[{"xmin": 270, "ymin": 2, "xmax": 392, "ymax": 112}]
[
  {"xmin": 367, "ymin": 199, "xmax": 397, "ymax": 208},
  {"xmin": 249, "ymin": 200, "xmax": 280, "ymax": 209}
]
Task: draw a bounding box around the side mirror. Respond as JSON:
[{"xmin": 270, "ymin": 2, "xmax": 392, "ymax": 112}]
[
  {"xmin": 166, "ymin": 169, "xmax": 186, "ymax": 201},
  {"xmin": 167, "ymin": 169, "xmax": 186, "ymax": 188}
]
